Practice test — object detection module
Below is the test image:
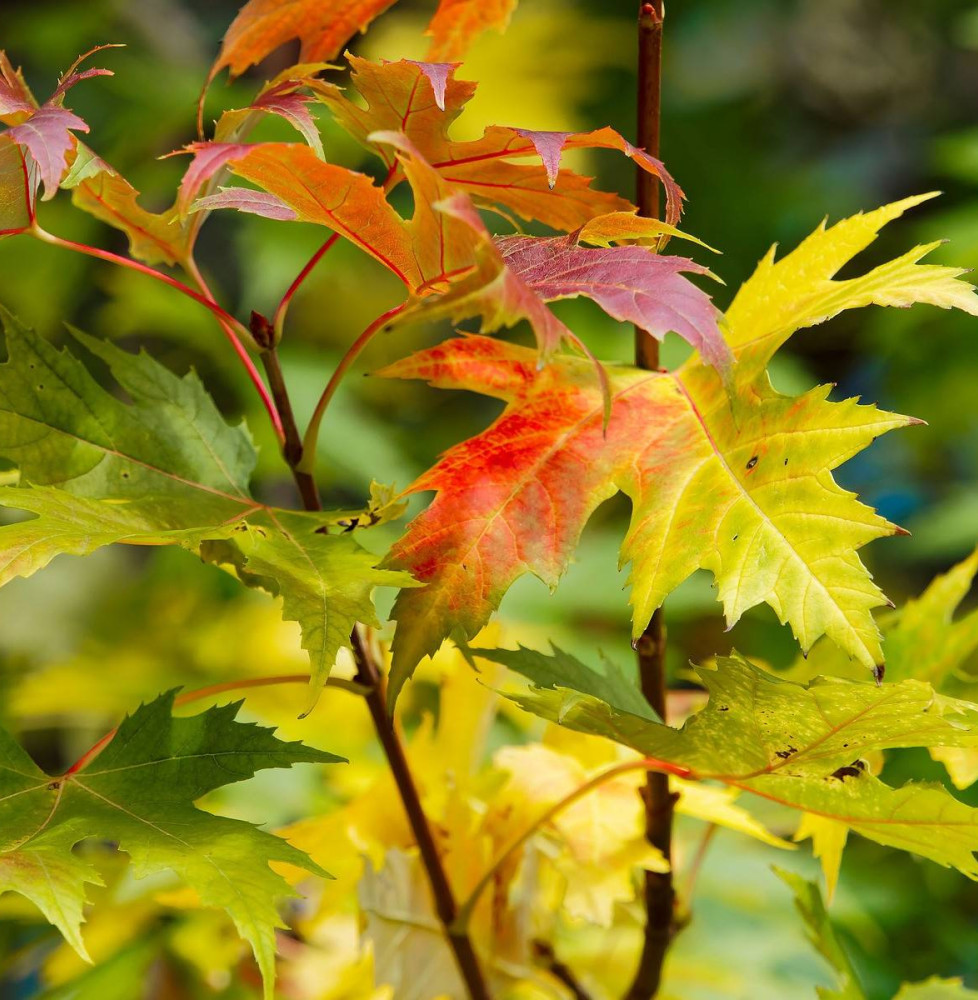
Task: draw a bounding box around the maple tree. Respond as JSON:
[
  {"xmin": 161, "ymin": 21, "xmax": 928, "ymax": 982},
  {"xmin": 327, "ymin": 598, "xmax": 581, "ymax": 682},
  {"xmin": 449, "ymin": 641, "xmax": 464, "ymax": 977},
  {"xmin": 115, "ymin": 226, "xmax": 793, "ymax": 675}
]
[{"xmin": 0, "ymin": 1, "xmax": 977, "ymax": 998}]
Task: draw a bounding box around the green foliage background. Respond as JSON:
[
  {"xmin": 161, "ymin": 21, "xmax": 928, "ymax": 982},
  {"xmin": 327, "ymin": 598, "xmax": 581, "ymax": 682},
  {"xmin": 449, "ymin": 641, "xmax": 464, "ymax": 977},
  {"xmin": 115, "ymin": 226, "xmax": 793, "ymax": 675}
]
[{"xmin": 1, "ymin": 0, "xmax": 977, "ymax": 997}]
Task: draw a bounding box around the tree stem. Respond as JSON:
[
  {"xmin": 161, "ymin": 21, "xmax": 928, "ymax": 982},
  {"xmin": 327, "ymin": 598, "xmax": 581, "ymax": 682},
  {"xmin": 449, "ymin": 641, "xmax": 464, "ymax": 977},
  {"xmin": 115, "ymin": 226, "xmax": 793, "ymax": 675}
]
[
  {"xmin": 626, "ymin": 4, "xmax": 678, "ymax": 999},
  {"xmin": 265, "ymin": 331, "xmax": 493, "ymax": 1000}
]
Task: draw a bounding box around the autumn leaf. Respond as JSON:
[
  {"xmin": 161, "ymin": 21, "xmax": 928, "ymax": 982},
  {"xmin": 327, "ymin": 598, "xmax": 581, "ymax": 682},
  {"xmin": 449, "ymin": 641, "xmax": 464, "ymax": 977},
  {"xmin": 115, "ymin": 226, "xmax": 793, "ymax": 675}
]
[
  {"xmin": 0, "ymin": 311, "xmax": 412, "ymax": 702},
  {"xmin": 207, "ymin": 0, "xmax": 519, "ymax": 92},
  {"xmin": 314, "ymin": 55, "xmax": 680, "ymax": 229},
  {"xmin": 494, "ymin": 231, "xmax": 730, "ymax": 372},
  {"xmin": 61, "ymin": 142, "xmax": 192, "ymax": 266},
  {"xmin": 0, "ymin": 692, "xmax": 343, "ymax": 999},
  {"xmin": 379, "ymin": 335, "xmax": 908, "ymax": 700},
  {"xmin": 378, "ymin": 197, "xmax": 978, "ymax": 700},
  {"xmin": 207, "ymin": 0, "xmax": 399, "ymax": 84},
  {"xmin": 425, "ymin": 0, "xmax": 518, "ymax": 60},
  {"xmin": 213, "ymin": 64, "xmax": 331, "ymax": 155},
  {"xmin": 488, "ymin": 645, "xmax": 978, "ymax": 880},
  {"xmin": 0, "ymin": 136, "xmax": 35, "ymax": 234},
  {"xmin": 0, "ymin": 48, "xmax": 115, "ymax": 200}
]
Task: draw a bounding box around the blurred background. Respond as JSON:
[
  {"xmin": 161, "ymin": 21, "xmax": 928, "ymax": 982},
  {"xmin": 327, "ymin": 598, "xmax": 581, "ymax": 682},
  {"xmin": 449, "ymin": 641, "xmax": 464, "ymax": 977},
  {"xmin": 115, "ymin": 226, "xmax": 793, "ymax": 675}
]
[{"xmin": 0, "ymin": 0, "xmax": 977, "ymax": 997}]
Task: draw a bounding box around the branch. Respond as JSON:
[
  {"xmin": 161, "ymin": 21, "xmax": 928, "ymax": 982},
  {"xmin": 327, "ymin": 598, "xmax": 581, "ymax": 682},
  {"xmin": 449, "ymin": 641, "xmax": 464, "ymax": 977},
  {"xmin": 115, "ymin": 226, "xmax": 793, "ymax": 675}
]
[
  {"xmin": 350, "ymin": 627, "xmax": 493, "ymax": 1000},
  {"xmin": 626, "ymin": 4, "xmax": 678, "ymax": 1000},
  {"xmin": 265, "ymin": 328, "xmax": 493, "ymax": 1000},
  {"xmin": 533, "ymin": 941, "xmax": 593, "ymax": 1000}
]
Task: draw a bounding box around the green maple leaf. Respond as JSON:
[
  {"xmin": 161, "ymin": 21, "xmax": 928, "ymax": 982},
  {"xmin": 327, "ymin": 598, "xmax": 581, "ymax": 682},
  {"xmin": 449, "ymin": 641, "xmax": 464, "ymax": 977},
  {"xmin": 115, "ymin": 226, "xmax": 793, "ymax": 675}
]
[
  {"xmin": 482, "ymin": 645, "xmax": 978, "ymax": 879},
  {"xmin": 0, "ymin": 693, "xmax": 343, "ymax": 998},
  {"xmin": 0, "ymin": 310, "xmax": 413, "ymax": 702}
]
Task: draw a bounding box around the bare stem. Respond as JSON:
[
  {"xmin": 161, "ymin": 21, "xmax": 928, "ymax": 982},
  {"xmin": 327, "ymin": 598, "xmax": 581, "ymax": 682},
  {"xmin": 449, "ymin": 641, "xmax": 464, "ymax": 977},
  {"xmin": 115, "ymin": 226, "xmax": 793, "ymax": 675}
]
[
  {"xmin": 62, "ymin": 674, "xmax": 365, "ymax": 776},
  {"xmin": 272, "ymin": 232, "xmax": 340, "ymax": 340},
  {"xmin": 31, "ymin": 225, "xmax": 286, "ymax": 444},
  {"xmin": 626, "ymin": 4, "xmax": 678, "ymax": 1000},
  {"xmin": 455, "ymin": 757, "xmax": 691, "ymax": 933},
  {"xmin": 298, "ymin": 302, "xmax": 407, "ymax": 474}
]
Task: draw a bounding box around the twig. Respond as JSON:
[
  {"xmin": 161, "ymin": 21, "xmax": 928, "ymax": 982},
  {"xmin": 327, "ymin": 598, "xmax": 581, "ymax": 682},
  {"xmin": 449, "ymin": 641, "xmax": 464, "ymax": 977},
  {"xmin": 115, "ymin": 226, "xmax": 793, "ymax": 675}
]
[
  {"xmin": 532, "ymin": 940, "xmax": 593, "ymax": 1000},
  {"xmin": 350, "ymin": 628, "xmax": 492, "ymax": 1000},
  {"xmin": 625, "ymin": 4, "xmax": 679, "ymax": 999},
  {"xmin": 264, "ymin": 323, "xmax": 493, "ymax": 1000},
  {"xmin": 298, "ymin": 302, "xmax": 407, "ymax": 475},
  {"xmin": 454, "ymin": 757, "xmax": 691, "ymax": 932}
]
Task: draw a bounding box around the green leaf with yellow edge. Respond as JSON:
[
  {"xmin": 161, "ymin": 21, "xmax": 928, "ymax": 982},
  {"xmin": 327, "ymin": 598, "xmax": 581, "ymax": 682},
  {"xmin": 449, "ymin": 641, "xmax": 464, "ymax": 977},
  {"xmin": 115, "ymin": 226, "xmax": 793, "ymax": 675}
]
[
  {"xmin": 482, "ymin": 646, "xmax": 978, "ymax": 879},
  {"xmin": 382, "ymin": 197, "xmax": 978, "ymax": 699},
  {"xmin": 776, "ymin": 868, "xmax": 867, "ymax": 1000},
  {"xmin": 0, "ymin": 311, "xmax": 413, "ymax": 701},
  {"xmin": 0, "ymin": 692, "xmax": 343, "ymax": 999}
]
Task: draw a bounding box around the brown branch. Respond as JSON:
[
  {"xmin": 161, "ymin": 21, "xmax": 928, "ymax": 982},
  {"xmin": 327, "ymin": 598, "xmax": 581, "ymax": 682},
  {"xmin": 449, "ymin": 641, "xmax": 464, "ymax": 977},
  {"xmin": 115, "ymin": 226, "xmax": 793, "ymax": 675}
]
[
  {"xmin": 533, "ymin": 941, "xmax": 593, "ymax": 1000},
  {"xmin": 263, "ymin": 329, "xmax": 492, "ymax": 1000},
  {"xmin": 626, "ymin": 3, "xmax": 679, "ymax": 999},
  {"xmin": 350, "ymin": 629, "xmax": 492, "ymax": 1000}
]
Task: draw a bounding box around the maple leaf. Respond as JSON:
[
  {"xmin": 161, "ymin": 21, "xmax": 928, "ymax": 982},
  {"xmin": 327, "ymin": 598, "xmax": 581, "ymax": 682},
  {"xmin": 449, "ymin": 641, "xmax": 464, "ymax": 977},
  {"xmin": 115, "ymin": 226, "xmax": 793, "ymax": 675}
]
[
  {"xmin": 378, "ymin": 196, "xmax": 978, "ymax": 700},
  {"xmin": 61, "ymin": 142, "xmax": 192, "ymax": 267},
  {"xmin": 494, "ymin": 232, "xmax": 730, "ymax": 372},
  {"xmin": 0, "ymin": 311, "xmax": 412, "ymax": 702},
  {"xmin": 214, "ymin": 64, "xmax": 331, "ymax": 155},
  {"xmin": 183, "ymin": 135, "xmax": 721, "ymax": 377},
  {"xmin": 487, "ymin": 645, "xmax": 978, "ymax": 880},
  {"xmin": 425, "ymin": 0, "xmax": 518, "ymax": 60},
  {"xmin": 314, "ymin": 55, "xmax": 681, "ymax": 229},
  {"xmin": 0, "ymin": 47, "xmax": 115, "ymax": 201},
  {"xmin": 0, "ymin": 692, "xmax": 343, "ymax": 998},
  {"xmin": 207, "ymin": 0, "xmax": 399, "ymax": 83},
  {"xmin": 0, "ymin": 135, "xmax": 35, "ymax": 235},
  {"xmin": 207, "ymin": 0, "xmax": 517, "ymax": 89}
]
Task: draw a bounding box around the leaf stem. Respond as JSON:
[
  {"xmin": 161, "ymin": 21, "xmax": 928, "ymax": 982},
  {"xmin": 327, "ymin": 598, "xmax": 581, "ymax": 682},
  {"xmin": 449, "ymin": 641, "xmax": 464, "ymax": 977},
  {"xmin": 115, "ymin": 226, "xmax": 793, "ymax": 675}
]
[
  {"xmin": 454, "ymin": 757, "xmax": 690, "ymax": 934},
  {"xmin": 30, "ymin": 225, "xmax": 286, "ymax": 444},
  {"xmin": 297, "ymin": 302, "xmax": 407, "ymax": 474},
  {"xmin": 62, "ymin": 674, "xmax": 365, "ymax": 777},
  {"xmin": 627, "ymin": 4, "xmax": 678, "ymax": 1000},
  {"xmin": 272, "ymin": 232, "xmax": 340, "ymax": 341},
  {"xmin": 181, "ymin": 255, "xmax": 288, "ymax": 445}
]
